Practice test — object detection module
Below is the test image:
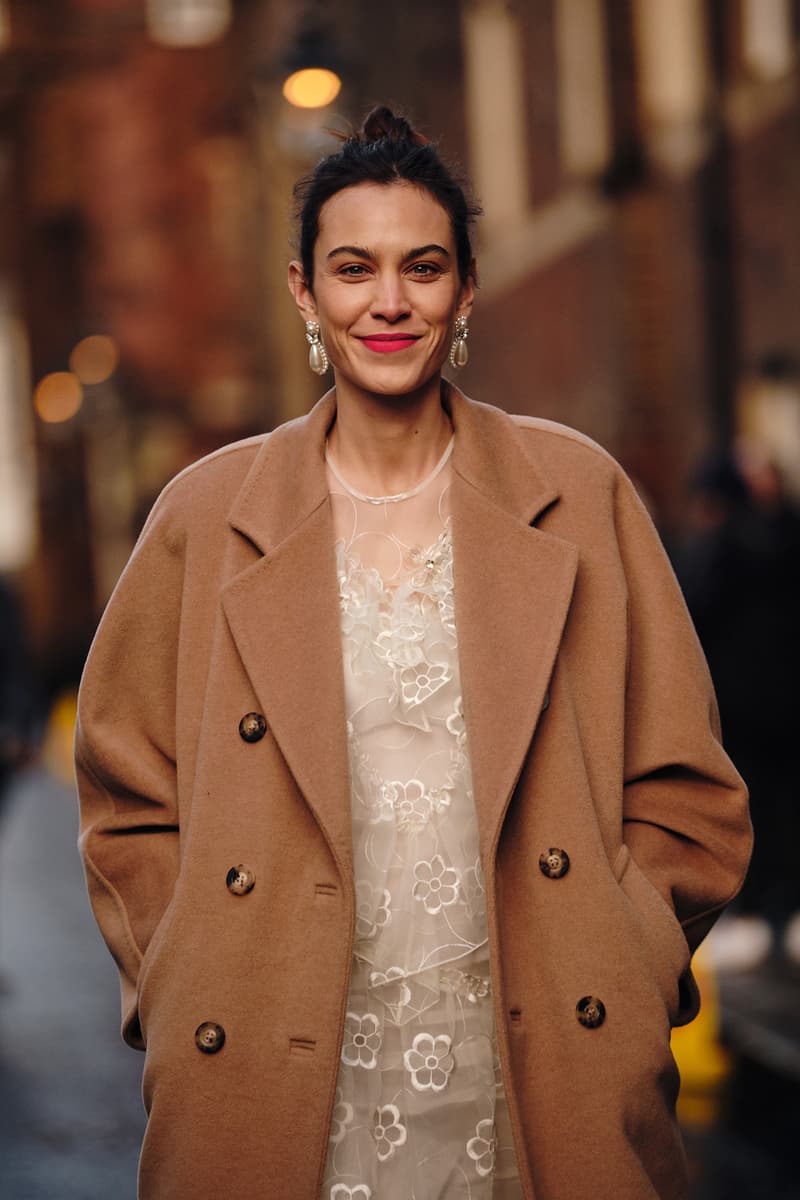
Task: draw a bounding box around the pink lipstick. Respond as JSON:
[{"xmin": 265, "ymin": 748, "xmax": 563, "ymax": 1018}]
[{"xmin": 359, "ymin": 334, "xmax": 419, "ymax": 354}]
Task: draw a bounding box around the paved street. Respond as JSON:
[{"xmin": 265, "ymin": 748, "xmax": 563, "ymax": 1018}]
[
  {"xmin": 0, "ymin": 766, "xmax": 798, "ymax": 1199},
  {"xmin": 0, "ymin": 768, "xmax": 144, "ymax": 1200}
]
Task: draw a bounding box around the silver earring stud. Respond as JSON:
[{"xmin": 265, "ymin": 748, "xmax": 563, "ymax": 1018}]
[
  {"xmin": 449, "ymin": 315, "xmax": 469, "ymax": 369},
  {"xmin": 305, "ymin": 320, "xmax": 329, "ymax": 375}
]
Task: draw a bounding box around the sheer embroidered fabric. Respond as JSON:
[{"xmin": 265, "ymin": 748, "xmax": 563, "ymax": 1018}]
[{"xmin": 322, "ymin": 444, "xmax": 522, "ymax": 1199}]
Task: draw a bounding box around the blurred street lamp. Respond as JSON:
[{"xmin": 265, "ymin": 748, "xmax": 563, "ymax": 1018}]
[
  {"xmin": 281, "ymin": 23, "xmax": 342, "ymax": 110},
  {"xmin": 283, "ymin": 67, "xmax": 341, "ymax": 110},
  {"xmin": 145, "ymin": 0, "xmax": 233, "ymax": 48}
]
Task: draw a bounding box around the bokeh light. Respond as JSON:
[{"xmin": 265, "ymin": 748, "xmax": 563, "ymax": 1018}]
[
  {"xmin": 0, "ymin": 0, "xmax": 11, "ymax": 53},
  {"xmin": 282, "ymin": 68, "xmax": 342, "ymax": 110},
  {"xmin": 69, "ymin": 335, "xmax": 119, "ymax": 385},
  {"xmin": 34, "ymin": 372, "xmax": 83, "ymax": 423},
  {"xmin": 145, "ymin": 0, "xmax": 232, "ymax": 48}
]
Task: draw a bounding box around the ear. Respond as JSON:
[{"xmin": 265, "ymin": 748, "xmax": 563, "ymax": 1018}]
[
  {"xmin": 288, "ymin": 261, "xmax": 318, "ymax": 321},
  {"xmin": 456, "ymin": 260, "xmax": 477, "ymax": 319}
]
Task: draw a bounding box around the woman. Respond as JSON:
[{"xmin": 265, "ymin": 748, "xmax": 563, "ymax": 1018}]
[{"xmin": 76, "ymin": 108, "xmax": 751, "ymax": 1200}]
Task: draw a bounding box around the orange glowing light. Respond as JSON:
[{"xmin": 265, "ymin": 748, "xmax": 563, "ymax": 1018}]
[
  {"xmin": 34, "ymin": 372, "xmax": 83, "ymax": 423},
  {"xmin": 282, "ymin": 68, "xmax": 342, "ymax": 110},
  {"xmin": 69, "ymin": 335, "xmax": 119, "ymax": 384}
]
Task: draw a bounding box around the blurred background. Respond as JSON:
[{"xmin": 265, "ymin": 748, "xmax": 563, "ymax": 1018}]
[{"xmin": 0, "ymin": 1, "xmax": 799, "ymax": 1196}]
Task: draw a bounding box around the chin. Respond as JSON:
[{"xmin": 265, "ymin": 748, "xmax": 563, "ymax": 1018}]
[{"xmin": 343, "ymin": 363, "xmax": 444, "ymax": 400}]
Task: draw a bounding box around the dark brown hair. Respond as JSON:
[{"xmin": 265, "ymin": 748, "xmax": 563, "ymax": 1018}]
[{"xmin": 293, "ymin": 105, "xmax": 481, "ymax": 286}]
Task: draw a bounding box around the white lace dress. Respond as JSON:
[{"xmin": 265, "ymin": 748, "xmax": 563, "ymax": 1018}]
[{"xmin": 321, "ymin": 436, "xmax": 522, "ymax": 1200}]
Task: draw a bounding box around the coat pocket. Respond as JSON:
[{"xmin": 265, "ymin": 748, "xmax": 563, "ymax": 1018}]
[
  {"xmin": 612, "ymin": 843, "xmax": 692, "ymax": 1025},
  {"xmin": 136, "ymin": 895, "xmax": 181, "ymax": 1043}
]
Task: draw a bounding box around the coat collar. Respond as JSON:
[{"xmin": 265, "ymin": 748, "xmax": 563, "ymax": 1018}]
[
  {"xmin": 222, "ymin": 385, "xmax": 577, "ymax": 877},
  {"xmin": 227, "ymin": 383, "xmax": 560, "ymax": 554}
]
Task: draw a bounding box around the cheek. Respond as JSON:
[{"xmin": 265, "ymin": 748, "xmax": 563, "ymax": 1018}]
[{"xmin": 318, "ymin": 300, "xmax": 360, "ymax": 342}]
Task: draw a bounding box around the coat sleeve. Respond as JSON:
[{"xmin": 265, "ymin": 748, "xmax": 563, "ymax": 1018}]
[
  {"xmin": 75, "ymin": 493, "xmax": 184, "ymax": 1049},
  {"xmin": 614, "ymin": 469, "xmax": 752, "ymax": 960}
]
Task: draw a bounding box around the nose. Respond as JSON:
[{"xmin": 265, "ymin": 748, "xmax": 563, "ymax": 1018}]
[{"xmin": 369, "ymin": 272, "xmax": 411, "ymax": 324}]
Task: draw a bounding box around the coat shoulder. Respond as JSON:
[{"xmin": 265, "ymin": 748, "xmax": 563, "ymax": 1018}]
[
  {"xmin": 150, "ymin": 433, "xmax": 269, "ymax": 516},
  {"xmin": 144, "ymin": 403, "xmax": 323, "ymax": 534},
  {"xmin": 505, "ymin": 413, "xmax": 654, "ymax": 530},
  {"xmin": 510, "ymin": 413, "xmax": 621, "ymax": 481}
]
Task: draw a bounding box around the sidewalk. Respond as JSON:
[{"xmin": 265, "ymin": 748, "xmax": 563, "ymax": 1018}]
[{"xmin": 0, "ymin": 769, "xmax": 144, "ymax": 1200}]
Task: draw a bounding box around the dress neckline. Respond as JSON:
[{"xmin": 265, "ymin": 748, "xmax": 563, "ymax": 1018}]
[{"xmin": 325, "ymin": 435, "xmax": 455, "ymax": 505}]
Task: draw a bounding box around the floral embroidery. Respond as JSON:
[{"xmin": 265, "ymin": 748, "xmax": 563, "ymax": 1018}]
[
  {"xmin": 404, "ymin": 1032, "xmax": 455, "ymax": 1092},
  {"xmin": 329, "ymin": 1088, "xmax": 354, "ymax": 1144},
  {"xmin": 428, "ymin": 785, "xmax": 451, "ymax": 814},
  {"xmin": 399, "ymin": 661, "xmax": 450, "ymax": 707},
  {"xmin": 446, "ymin": 695, "xmax": 466, "ymax": 743},
  {"xmin": 325, "ymin": 483, "xmax": 512, "ymax": 1190},
  {"xmin": 341, "ymin": 1012, "xmax": 382, "ymax": 1070},
  {"xmin": 446, "ymin": 743, "xmax": 469, "ymax": 790},
  {"xmin": 375, "ymin": 613, "xmax": 425, "ymax": 671},
  {"xmin": 363, "ymin": 774, "xmax": 395, "ymax": 823},
  {"xmin": 330, "ymin": 1186, "xmax": 372, "ymax": 1200},
  {"xmin": 336, "ymin": 550, "xmax": 383, "ymax": 675},
  {"xmin": 412, "ymin": 854, "xmax": 461, "ymax": 914},
  {"xmin": 392, "ymin": 779, "xmax": 433, "ymax": 832},
  {"xmin": 440, "ymin": 967, "xmax": 491, "ymax": 1003},
  {"xmin": 463, "ymin": 856, "xmax": 487, "ymax": 921},
  {"xmin": 369, "ymin": 967, "xmax": 411, "ymax": 1022},
  {"xmin": 373, "ymin": 1104, "xmax": 407, "ymax": 1162},
  {"xmin": 355, "ymin": 881, "xmax": 392, "ymax": 941},
  {"xmin": 467, "ymin": 1119, "xmax": 497, "ymax": 1177}
]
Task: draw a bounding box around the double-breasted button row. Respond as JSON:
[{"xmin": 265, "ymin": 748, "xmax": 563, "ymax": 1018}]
[
  {"xmin": 195, "ymin": 1021, "xmax": 226, "ymax": 1054},
  {"xmin": 538, "ymin": 847, "xmax": 570, "ymax": 879},
  {"xmin": 238, "ymin": 712, "xmax": 267, "ymax": 742},
  {"xmin": 226, "ymin": 864, "xmax": 256, "ymax": 895}
]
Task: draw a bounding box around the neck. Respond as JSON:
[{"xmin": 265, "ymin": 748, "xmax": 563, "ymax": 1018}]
[{"xmin": 327, "ymin": 374, "xmax": 453, "ymax": 497}]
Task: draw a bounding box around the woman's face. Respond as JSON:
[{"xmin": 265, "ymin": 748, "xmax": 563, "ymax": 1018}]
[{"xmin": 289, "ymin": 181, "xmax": 474, "ymax": 402}]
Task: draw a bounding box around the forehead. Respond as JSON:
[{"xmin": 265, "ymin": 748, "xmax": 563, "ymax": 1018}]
[{"xmin": 316, "ymin": 181, "xmax": 454, "ymax": 254}]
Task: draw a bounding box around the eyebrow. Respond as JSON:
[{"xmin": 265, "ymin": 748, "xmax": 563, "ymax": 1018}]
[{"xmin": 326, "ymin": 243, "xmax": 452, "ymax": 263}]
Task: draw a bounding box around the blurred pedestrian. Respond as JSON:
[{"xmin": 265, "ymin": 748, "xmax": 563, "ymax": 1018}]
[
  {"xmin": 76, "ymin": 107, "xmax": 751, "ymax": 1200},
  {"xmin": 675, "ymin": 443, "xmax": 800, "ymax": 968},
  {"xmin": 0, "ymin": 576, "xmax": 38, "ymax": 812}
]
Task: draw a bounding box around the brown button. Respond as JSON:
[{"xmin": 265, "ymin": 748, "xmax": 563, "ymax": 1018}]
[
  {"xmin": 226, "ymin": 865, "xmax": 256, "ymax": 896},
  {"xmin": 576, "ymin": 996, "xmax": 606, "ymax": 1029},
  {"xmin": 539, "ymin": 848, "xmax": 570, "ymax": 879},
  {"xmin": 195, "ymin": 1022, "xmax": 226, "ymax": 1054},
  {"xmin": 239, "ymin": 712, "xmax": 267, "ymax": 742}
]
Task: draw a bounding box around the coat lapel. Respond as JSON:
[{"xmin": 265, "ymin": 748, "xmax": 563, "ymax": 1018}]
[
  {"xmin": 220, "ymin": 387, "xmax": 580, "ymax": 878},
  {"xmin": 221, "ymin": 393, "xmax": 354, "ymax": 878},
  {"xmin": 447, "ymin": 390, "xmax": 579, "ymax": 859}
]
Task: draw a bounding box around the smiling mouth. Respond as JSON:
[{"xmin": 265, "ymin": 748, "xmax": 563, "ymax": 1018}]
[{"xmin": 359, "ymin": 334, "xmax": 420, "ymax": 354}]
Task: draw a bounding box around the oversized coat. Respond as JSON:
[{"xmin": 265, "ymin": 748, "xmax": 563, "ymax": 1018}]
[{"xmin": 76, "ymin": 386, "xmax": 751, "ymax": 1200}]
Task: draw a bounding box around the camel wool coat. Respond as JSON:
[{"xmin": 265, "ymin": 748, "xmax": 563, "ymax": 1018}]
[{"xmin": 76, "ymin": 386, "xmax": 751, "ymax": 1200}]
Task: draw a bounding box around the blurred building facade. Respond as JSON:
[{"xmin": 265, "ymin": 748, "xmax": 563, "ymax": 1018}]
[{"xmin": 0, "ymin": 0, "xmax": 799, "ymax": 686}]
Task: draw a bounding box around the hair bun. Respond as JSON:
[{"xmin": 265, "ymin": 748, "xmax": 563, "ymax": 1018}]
[{"xmin": 360, "ymin": 105, "xmax": 430, "ymax": 147}]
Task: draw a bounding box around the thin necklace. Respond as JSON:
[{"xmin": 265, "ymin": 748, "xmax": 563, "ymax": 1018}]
[{"xmin": 325, "ymin": 434, "xmax": 455, "ymax": 504}]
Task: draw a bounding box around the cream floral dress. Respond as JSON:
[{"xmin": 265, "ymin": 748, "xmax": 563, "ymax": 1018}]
[{"xmin": 321, "ymin": 435, "xmax": 522, "ymax": 1200}]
